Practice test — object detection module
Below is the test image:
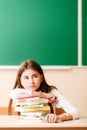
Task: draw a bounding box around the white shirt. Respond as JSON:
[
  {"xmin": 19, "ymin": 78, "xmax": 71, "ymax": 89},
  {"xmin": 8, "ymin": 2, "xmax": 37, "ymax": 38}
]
[
  {"xmin": 9, "ymin": 88, "xmax": 80, "ymax": 119},
  {"xmin": 9, "ymin": 88, "xmax": 32, "ymax": 99},
  {"xmin": 50, "ymin": 89, "xmax": 80, "ymax": 119}
]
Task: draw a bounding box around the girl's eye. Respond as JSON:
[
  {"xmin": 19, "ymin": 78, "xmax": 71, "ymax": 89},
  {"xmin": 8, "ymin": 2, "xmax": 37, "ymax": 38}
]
[
  {"xmin": 24, "ymin": 76, "xmax": 29, "ymax": 79},
  {"xmin": 34, "ymin": 75, "xmax": 38, "ymax": 78}
]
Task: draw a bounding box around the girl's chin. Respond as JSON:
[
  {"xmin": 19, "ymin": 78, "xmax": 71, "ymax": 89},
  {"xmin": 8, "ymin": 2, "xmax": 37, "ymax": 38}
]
[{"xmin": 27, "ymin": 88, "xmax": 35, "ymax": 91}]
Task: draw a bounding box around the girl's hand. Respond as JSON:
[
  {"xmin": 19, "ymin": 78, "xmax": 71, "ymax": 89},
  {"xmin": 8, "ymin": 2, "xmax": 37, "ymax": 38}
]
[
  {"xmin": 44, "ymin": 113, "xmax": 73, "ymax": 123},
  {"xmin": 44, "ymin": 113, "xmax": 58, "ymax": 123},
  {"xmin": 43, "ymin": 93, "xmax": 57, "ymax": 103}
]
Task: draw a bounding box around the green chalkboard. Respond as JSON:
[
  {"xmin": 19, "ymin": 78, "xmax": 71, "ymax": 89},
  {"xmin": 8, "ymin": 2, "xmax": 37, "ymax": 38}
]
[
  {"xmin": 82, "ymin": 0, "xmax": 87, "ymax": 65},
  {"xmin": 0, "ymin": 0, "xmax": 78, "ymax": 65}
]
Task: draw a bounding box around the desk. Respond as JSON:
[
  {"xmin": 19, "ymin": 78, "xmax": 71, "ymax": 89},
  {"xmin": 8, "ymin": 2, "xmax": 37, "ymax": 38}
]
[{"xmin": 0, "ymin": 116, "xmax": 87, "ymax": 130}]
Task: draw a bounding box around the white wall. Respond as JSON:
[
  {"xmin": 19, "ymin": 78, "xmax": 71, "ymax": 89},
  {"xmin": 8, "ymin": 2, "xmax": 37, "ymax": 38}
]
[{"xmin": 0, "ymin": 67, "xmax": 87, "ymax": 116}]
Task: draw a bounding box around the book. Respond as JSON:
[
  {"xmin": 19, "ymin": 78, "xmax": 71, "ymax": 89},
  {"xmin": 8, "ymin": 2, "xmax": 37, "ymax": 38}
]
[
  {"xmin": 15, "ymin": 104, "xmax": 50, "ymax": 112},
  {"xmin": 20, "ymin": 111, "xmax": 49, "ymax": 120},
  {"xmin": 15, "ymin": 97, "xmax": 49, "ymax": 106},
  {"xmin": 14, "ymin": 96, "xmax": 51, "ymax": 120},
  {"xmin": 20, "ymin": 111, "xmax": 49, "ymax": 116},
  {"xmin": 20, "ymin": 104, "xmax": 44, "ymax": 108},
  {"xmin": 19, "ymin": 115, "xmax": 41, "ymax": 120}
]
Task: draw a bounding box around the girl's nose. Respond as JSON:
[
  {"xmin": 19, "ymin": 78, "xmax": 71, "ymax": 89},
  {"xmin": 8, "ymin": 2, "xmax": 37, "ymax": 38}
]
[{"xmin": 29, "ymin": 77, "xmax": 34, "ymax": 83}]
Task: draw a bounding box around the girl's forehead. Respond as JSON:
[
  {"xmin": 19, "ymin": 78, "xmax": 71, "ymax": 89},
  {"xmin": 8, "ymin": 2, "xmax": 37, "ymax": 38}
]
[{"xmin": 22, "ymin": 69, "xmax": 39, "ymax": 74}]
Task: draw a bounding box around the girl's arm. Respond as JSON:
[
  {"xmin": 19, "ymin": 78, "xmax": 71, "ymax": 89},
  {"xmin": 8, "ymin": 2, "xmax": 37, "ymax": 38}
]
[
  {"xmin": 44, "ymin": 112, "xmax": 74, "ymax": 123},
  {"xmin": 9, "ymin": 89, "xmax": 56, "ymax": 103},
  {"xmin": 50, "ymin": 89, "xmax": 80, "ymax": 121},
  {"xmin": 32, "ymin": 91, "xmax": 57, "ymax": 103},
  {"xmin": 9, "ymin": 88, "xmax": 32, "ymax": 99}
]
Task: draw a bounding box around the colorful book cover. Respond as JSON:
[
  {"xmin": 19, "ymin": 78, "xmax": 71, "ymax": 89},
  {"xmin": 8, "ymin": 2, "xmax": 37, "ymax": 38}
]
[
  {"xmin": 15, "ymin": 97, "xmax": 49, "ymax": 106},
  {"xmin": 15, "ymin": 104, "xmax": 50, "ymax": 112}
]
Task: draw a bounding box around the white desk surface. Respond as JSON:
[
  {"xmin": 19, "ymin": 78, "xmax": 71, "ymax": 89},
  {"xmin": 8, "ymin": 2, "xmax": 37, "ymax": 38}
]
[{"xmin": 0, "ymin": 116, "xmax": 87, "ymax": 128}]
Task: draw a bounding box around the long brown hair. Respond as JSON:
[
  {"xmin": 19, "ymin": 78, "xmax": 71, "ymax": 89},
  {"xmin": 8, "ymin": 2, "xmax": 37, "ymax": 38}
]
[{"xmin": 8, "ymin": 59, "xmax": 57, "ymax": 115}]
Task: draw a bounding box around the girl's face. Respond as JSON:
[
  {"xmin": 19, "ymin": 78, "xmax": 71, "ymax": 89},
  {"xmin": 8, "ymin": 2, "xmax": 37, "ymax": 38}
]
[{"xmin": 20, "ymin": 69, "xmax": 43, "ymax": 91}]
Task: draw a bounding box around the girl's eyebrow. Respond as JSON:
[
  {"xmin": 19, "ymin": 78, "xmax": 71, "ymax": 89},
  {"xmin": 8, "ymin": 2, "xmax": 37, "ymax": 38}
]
[
  {"xmin": 24, "ymin": 75, "xmax": 28, "ymax": 78},
  {"xmin": 32, "ymin": 72, "xmax": 39, "ymax": 75},
  {"xmin": 33, "ymin": 74, "xmax": 39, "ymax": 76},
  {"xmin": 24, "ymin": 73, "xmax": 39, "ymax": 77},
  {"xmin": 33, "ymin": 73, "xmax": 38, "ymax": 75}
]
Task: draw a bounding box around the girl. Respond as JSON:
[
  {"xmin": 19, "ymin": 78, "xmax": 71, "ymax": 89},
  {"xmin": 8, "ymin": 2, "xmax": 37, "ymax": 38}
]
[{"xmin": 8, "ymin": 59, "xmax": 80, "ymax": 123}]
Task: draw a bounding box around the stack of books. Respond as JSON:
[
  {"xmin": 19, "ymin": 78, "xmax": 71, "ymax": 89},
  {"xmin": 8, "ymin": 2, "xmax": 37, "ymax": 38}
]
[{"xmin": 14, "ymin": 96, "xmax": 51, "ymax": 120}]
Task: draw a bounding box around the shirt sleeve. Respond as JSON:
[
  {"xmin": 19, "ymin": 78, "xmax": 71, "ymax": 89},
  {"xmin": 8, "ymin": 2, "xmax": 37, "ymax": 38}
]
[
  {"xmin": 50, "ymin": 89, "xmax": 80, "ymax": 119},
  {"xmin": 9, "ymin": 88, "xmax": 32, "ymax": 99}
]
